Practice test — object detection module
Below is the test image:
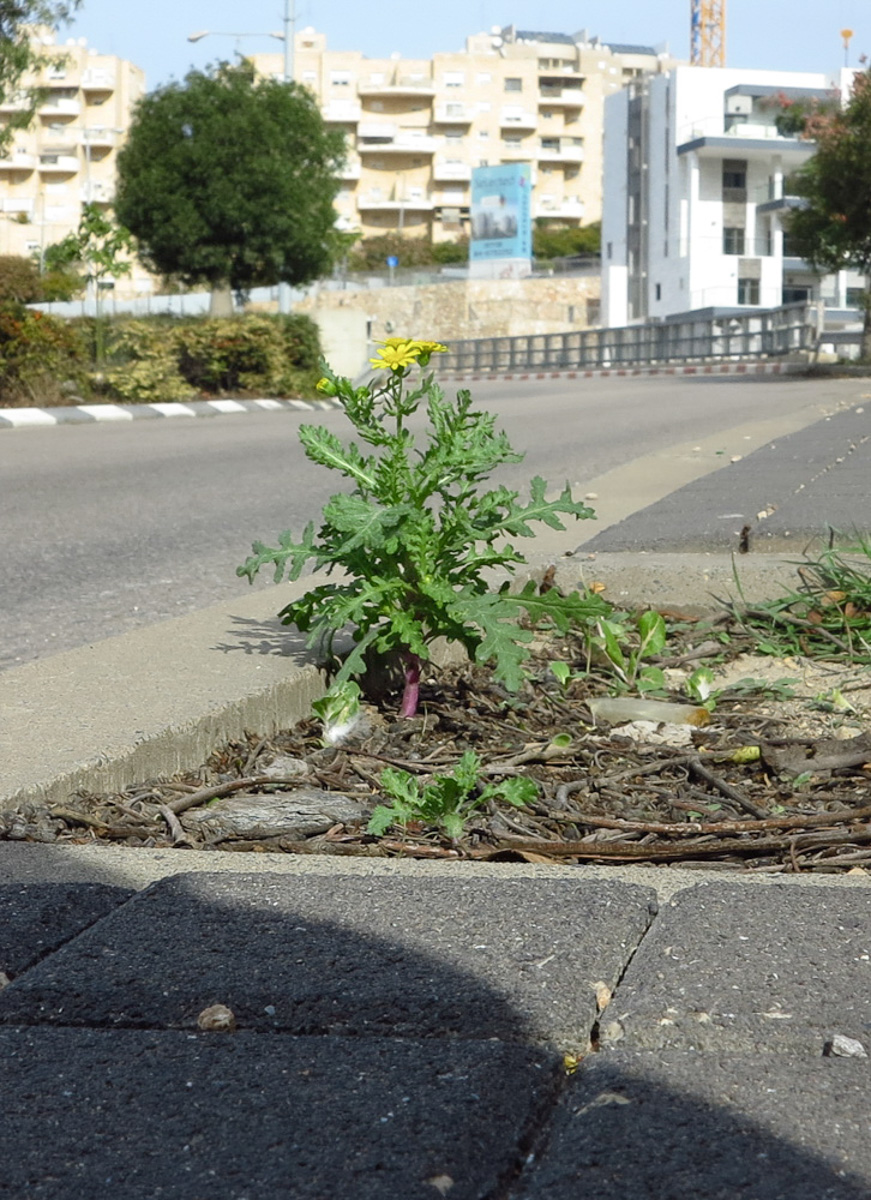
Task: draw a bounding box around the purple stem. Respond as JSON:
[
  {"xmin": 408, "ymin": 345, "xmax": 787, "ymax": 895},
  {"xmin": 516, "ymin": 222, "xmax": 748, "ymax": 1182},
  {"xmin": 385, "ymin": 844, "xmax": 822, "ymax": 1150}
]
[{"xmin": 399, "ymin": 653, "xmax": 421, "ymax": 718}]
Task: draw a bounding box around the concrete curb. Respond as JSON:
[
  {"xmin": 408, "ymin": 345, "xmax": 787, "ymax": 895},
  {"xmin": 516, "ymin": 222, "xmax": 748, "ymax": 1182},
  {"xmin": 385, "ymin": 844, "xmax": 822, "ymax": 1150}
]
[
  {"xmin": 0, "ymin": 396, "xmax": 342, "ymax": 429},
  {"xmin": 434, "ymin": 360, "xmax": 809, "ymax": 385}
]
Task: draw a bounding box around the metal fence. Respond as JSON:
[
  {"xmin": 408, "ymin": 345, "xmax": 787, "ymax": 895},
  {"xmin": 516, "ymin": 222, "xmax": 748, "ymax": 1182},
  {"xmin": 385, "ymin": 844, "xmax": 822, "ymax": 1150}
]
[{"xmin": 436, "ymin": 303, "xmax": 819, "ymax": 374}]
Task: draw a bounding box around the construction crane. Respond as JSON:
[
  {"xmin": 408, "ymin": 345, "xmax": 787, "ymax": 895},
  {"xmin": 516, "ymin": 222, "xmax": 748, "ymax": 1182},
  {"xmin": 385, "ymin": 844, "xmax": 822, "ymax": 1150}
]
[{"xmin": 690, "ymin": 0, "xmax": 726, "ymax": 67}]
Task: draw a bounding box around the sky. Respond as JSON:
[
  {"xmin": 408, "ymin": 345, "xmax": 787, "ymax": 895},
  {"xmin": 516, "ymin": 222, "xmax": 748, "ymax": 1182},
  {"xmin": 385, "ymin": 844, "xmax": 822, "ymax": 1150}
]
[{"xmin": 59, "ymin": 1, "xmax": 871, "ymax": 92}]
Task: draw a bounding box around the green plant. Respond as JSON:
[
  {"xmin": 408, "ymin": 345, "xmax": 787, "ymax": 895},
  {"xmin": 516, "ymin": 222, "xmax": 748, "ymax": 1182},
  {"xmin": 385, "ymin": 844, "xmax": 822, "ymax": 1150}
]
[
  {"xmin": 0, "ymin": 303, "xmax": 89, "ymax": 405},
  {"xmin": 367, "ymin": 749, "xmax": 537, "ymax": 840},
  {"xmin": 311, "ymin": 681, "xmax": 362, "ymax": 744},
  {"xmin": 593, "ymin": 609, "xmax": 668, "ymax": 694},
  {"xmin": 238, "ymin": 337, "xmax": 608, "ymax": 717},
  {"xmin": 738, "ymin": 541, "xmax": 871, "ymax": 663}
]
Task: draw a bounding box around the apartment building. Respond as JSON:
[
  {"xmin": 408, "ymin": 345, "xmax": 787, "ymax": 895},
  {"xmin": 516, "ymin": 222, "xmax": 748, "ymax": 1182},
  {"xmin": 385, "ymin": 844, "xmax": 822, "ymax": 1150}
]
[
  {"xmin": 252, "ymin": 26, "xmax": 676, "ymax": 244},
  {"xmin": 0, "ymin": 30, "xmax": 145, "ymax": 293},
  {"xmin": 602, "ymin": 65, "xmax": 864, "ymax": 325}
]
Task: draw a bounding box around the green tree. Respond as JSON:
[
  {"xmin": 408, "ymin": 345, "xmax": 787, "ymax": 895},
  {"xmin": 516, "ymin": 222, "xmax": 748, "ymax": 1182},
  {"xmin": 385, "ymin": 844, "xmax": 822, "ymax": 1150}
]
[
  {"xmin": 787, "ymin": 70, "xmax": 871, "ymax": 357},
  {"xmin": 0, "ymin": 2, "xmax": 81, "ymax": 154},
  {"xmin": 44, "ymin": 203, "xmax": 134, "ymax": 301},
  {"xmin": 115, "ymin": 64, "xmax": 345, "ymax": 300}
]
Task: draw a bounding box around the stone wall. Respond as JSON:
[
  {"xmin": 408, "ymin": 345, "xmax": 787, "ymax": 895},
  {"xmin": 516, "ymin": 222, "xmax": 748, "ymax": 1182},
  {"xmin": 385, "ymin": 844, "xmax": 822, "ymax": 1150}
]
[{"xmin": 293, "ymin": 274, "xmax": 601, "ymax": 346}]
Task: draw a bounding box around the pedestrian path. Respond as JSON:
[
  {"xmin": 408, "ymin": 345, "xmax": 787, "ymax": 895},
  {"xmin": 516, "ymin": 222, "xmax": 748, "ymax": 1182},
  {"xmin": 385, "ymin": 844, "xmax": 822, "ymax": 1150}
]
[{"xmin": 1, "ymin": 870, "xmax": 868, "ymax": 1197}]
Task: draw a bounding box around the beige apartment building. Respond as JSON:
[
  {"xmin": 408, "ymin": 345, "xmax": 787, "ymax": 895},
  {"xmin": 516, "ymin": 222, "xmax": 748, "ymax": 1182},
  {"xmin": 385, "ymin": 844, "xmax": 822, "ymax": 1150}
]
[
  {"xmin": 0, "ymin": 30, "xmax": 145, "ymax": 293},
  {"xmin": 253, "ymin": 25, "xmax": 676, "ymax": 244}
]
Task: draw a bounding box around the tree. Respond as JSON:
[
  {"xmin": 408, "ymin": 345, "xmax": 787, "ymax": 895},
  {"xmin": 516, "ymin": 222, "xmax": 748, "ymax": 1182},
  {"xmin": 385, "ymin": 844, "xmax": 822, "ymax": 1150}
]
[
  {"xmin": 787, "ymin": 70, "xmax": 871, "ymax": 357},
  {"xmin": 0, "ymin": 2, "xmax": 81, "ymax": 155},
  {"xmin": 115, "ymin": 64, "xmax": 345, "ymax": 300},
  {"xmin": 44, "ymin": 202, "xmax": 134, "ymax": 302}
]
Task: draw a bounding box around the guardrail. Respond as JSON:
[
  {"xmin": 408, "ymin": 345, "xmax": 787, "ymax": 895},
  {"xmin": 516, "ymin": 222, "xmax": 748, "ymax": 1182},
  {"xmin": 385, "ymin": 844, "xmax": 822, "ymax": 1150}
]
[{"xmin": 436, "ymin": 304, "xmax": 818, "ymax": 373}]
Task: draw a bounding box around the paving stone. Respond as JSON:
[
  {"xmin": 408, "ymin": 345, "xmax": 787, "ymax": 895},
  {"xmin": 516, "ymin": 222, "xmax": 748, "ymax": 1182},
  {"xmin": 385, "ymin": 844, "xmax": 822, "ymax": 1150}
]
[
  {"xmin": 599, "ymin": 882, "xmax": 871, "ymax": 1054},
  {"xmin": 0, "ymin": 882, "xmax": 135, "ymax": 980},
  {"xmin": 516, "ymin": 1048, "xmax": 871, "ymax": 1199},
  {"xmin": 0, "ymin": 872, "xmax": 656, "ymax": 1048},
  {"xmin": 0, "ymin": 1026, "xmax": 558, "ymax": 1199}
]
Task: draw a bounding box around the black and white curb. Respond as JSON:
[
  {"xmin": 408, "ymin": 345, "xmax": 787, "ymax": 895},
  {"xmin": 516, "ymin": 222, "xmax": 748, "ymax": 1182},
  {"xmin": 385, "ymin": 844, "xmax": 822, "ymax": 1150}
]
[
  {"xmin": 434, "ymin": 360, "xmax": 806, "ymax": 384},
  {"xmin": 0, "ymin": 396, "xmax": 342, "ymax": 430}
]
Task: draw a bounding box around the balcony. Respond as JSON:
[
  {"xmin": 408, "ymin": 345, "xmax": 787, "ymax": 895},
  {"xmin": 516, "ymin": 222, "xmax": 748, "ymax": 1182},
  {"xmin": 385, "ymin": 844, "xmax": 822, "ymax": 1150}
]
[
  {"xmin": 0, "ymin": 197, "xmax": 34, "ymax": 215},
  {"xmin": 81, "ymin": 128, "xmax": 118, "ymax": 151},
  {"xmin": 81, "ymin": 70, "xmax": 116, "ymax": 92},
  {"xmin": 357, "ymin": 189, "xmax": 434, "ymax": 211},
  {"xmin": 534, "ymin": 197, "xmax": 585, "ymax": 220},
  {"xmin": 538, "ymin": 86, "xmax": 586, "ymax": 108},
  {"xmin": 322, "ymin": 99, "xmax": 362, "ymax": 123},
  {"xmin": 432, "ymin": 159, "xmax": 471, "ymax": 181},
  {"xmin": 80, "ymin": 181, "xmax": 115, "ymax": 204},
  {"xmin": 38, "ymin": 152, "xmax": 79, "ymax": 173},
  {"xmin": 500, "ymin": 143, "xmax": 533, "ymax": 162},
  {"xmin": 537, "ymin": 138, "xmax": 585, "ymax": 163},
  {"xmin": 499, "ymin": 108, "xmax": 539, "ymax": 130},
  {"xmin": 357, "ymin": 120, "xmax": 396, "ymax": 139},
  {"xmin": 358, "ymin": 134, "xmax": 437, "ymax": 155},
  {"xmin": 357, "ymin": 75, "xmax": 435, "ymax": 98},
  {"xmin": 433, "ymin": 103, "xmax": 473, "ymax": 124},
  {"xmin": 38, "ymin": 97, "xmax": 81, "ymax": 118},
  {"xmin": 0, "ymin": 152, "xmax": 35, "ymax": 172},
  {"xmin": 676, "ymin": 115, "xmax": 817, "ymax": 164}
]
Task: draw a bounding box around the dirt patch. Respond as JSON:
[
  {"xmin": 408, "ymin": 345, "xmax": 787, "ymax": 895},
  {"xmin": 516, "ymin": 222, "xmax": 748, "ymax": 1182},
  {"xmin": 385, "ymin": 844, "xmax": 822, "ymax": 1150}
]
[{"xmin": 4, "ymin": 615, "xmax": 869, "ymax": 876}]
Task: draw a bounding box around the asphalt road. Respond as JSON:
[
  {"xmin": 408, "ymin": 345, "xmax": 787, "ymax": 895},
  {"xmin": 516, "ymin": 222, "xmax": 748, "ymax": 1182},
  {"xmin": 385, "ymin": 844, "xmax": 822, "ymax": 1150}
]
[{"xmin": 1, "ymin": 374, "xmax": 865, "ymax": 671}]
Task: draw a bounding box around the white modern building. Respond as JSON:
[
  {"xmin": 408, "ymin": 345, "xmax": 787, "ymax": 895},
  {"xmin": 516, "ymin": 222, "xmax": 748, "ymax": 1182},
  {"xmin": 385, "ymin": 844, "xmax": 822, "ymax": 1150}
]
[{"xmin": 602, "ymin": 65, "xmax": 864, "ymax": 326}]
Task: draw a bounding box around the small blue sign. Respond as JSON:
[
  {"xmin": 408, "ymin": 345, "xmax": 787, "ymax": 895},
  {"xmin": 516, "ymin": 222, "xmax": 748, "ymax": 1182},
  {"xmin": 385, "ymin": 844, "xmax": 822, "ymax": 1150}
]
[{"xmin": 386, "ymin": 255, "xmax": 399, "ymax": 268}]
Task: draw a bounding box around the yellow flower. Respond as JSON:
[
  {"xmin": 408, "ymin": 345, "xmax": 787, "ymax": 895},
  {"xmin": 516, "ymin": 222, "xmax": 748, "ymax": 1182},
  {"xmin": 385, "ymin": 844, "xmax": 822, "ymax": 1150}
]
[
  {"xmin": 316, "ymin": 376, "xmax": 336, "ymax": 395},
  {"xmin": 369, "ymin": 337, "xmax": 450, "ymax": 372},
  {"xmin": 369, "ymin": 342, "xmax": 420, "ymax": 372}
]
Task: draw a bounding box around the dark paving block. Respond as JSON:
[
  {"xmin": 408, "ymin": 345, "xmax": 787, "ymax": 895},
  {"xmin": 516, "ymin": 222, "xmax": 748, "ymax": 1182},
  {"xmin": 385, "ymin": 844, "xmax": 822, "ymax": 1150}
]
[
  {"xmin": 0, "ymin": 883, "xmax": 135, "ymax": 980},
  {"xmin": 0, "ymin": 1026, "xmax": 558, "ymax": 1199},
  {"xmin": 516, "ymin": 1048, "xmax": 871, "ymax": 1199},
  {"xmin": 600, "ymin": 882, "xmax": 871, "ymax": 1054},
  {"xmin": 0, "ymin": 872, "xmax": 656, "ymax": 1047}
]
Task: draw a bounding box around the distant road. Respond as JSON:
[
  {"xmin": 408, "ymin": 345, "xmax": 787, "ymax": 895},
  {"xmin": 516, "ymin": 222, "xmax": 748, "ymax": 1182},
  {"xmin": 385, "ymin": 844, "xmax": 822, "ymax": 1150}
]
[{"xmin": 1, "ymin": 374, "xmax": 863, "ymax": 671}]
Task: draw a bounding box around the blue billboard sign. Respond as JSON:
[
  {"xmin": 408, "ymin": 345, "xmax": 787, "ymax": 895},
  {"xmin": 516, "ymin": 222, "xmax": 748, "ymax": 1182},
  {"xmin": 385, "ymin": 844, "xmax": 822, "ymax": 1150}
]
[{"xmin": 469, "ymin": 163, "xmax": 532, "ymax": 273}]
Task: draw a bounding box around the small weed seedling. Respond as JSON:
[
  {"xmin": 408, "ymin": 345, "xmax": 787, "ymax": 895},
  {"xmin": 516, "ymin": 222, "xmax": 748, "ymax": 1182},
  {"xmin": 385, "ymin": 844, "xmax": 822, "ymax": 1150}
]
[
  {"xmin": 238, "ymin": 337, "xmax": 608, "ymax": 717},
  {"xmin": 367, "ymin": 750, "xmax": 538, "ymax": 841},
  {"xmin": 594, "ymin": 609, "xmax": 668, "ymax": 695}
]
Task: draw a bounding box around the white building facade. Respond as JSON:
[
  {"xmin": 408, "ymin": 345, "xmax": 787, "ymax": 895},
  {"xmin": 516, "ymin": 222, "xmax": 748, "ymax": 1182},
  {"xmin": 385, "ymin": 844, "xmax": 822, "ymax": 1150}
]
[{"xmin": 602, "ymin": 65, "xmax": 863, "ymax": 326}]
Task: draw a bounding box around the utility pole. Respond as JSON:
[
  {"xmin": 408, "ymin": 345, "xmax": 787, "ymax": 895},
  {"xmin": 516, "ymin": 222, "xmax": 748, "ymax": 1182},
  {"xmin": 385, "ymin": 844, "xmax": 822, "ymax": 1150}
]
[{"xmin": 278, "ymin": 0, "xmax": 296, "ymax": 316}]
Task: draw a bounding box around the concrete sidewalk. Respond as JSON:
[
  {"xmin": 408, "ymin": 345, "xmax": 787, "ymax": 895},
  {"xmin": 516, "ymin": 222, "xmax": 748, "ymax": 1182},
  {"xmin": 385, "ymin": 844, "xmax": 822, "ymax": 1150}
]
[{"xmin": 0, "ymin": 867, "xmax": 869, "ymax": 1197}]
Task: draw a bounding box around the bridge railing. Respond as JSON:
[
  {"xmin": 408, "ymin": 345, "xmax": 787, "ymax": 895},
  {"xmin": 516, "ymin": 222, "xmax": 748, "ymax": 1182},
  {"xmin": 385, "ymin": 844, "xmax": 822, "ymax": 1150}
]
[{"xmin": 436, "ymin": 303, "xmax": 818, "ymax": 374}]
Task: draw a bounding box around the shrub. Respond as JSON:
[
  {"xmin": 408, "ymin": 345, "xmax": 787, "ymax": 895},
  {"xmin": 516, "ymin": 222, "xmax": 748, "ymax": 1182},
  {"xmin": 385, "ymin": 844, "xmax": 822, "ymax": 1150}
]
[
  {"xmin": 0, "ymin": 303, "xmax": 90, "ymax": 406},
  {"xmin": 0, "ymin": 256, "xmax": 42, "ymax": 303},
  {"xmin": 533, "ymin": 222, "xmax": 601, "ymax": 261},
  {"xmin": 100, "ymin": 320, "xmax": 195, "ymax": 404}
]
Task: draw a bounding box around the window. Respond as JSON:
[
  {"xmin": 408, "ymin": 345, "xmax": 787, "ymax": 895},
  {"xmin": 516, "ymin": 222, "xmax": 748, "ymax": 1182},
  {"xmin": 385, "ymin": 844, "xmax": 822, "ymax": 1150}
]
[
  {"xmin": 846, "ymin": 287, "xmax": 865, "ymax": 307},
  {"xmin": 443, "ymin": 72, "xmax": 464, "ymax": 88},
  {"xmin": 723, "ymin": 227, "xmax": 745, "ymax": 255},
  {"xmin": 738, "ymin": 278, "xmax": 760, "ymax": 305},
  {"xmin": 722, "ymin": 158, "xmax": 747, "ymax": 200},
  {"xmin": 655, "ymin": 284, "xmax": 662, "ymax": 301},
  {"xmin": 476, "ymin": 73, "xmax": 492, "ymax": 85},
  {"xmin": 330, "ymin": 71, "xmax": 352, "ymax": 87},
  {"xmin": 504, "ymin": 78, "xmax": 522, "ymax": 92}
]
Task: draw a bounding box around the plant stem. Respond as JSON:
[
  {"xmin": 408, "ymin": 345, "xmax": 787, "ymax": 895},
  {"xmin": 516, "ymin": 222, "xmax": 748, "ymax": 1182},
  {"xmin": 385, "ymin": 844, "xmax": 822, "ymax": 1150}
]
[{"xmin": 399, "ymin": 652, "xmax": 422, "ymax": 718}]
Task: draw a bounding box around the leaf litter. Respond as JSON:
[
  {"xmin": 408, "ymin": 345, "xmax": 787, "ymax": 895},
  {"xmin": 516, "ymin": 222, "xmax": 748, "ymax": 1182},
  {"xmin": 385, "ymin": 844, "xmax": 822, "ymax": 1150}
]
[{"xmin": 5, "ymin": 595, "xmax": 871, "ymax": 875}]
